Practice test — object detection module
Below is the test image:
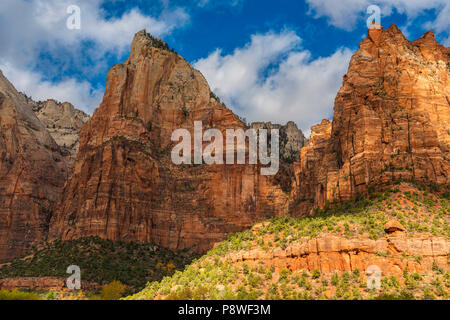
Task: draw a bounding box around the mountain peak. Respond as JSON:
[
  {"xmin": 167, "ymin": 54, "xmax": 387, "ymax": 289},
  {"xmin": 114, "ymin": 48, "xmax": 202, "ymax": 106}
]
[
  {"xmin": 415, "ymin": 29, "xmax": 440, "ymax": 46},
  {"xmin": 422, "ymin": 30, "xmax": 436, "ymax": 40},
  {"xmin": 129, "ymin": 29, "xmax": 173, "ymax": 62},
  {"xmin": 383, "ymin": 23, "xmax": 409, "ymax": 42}
]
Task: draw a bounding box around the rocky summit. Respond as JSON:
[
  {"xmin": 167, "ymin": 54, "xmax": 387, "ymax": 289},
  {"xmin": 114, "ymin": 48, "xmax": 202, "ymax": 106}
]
[
  {"xmin": 291, "ymin": 24, "xmax": 450, "ymax": 215},
  {"xmin": 0, "ymin": 23, "xmax": 448, "ymax": 300},
  {"xmin": 48, "ymin": 30, "xmax": 292, "ymax": 253},
  {"xmin": 25, "ymin": 25, "xmax": 450, "ymax": 256}
]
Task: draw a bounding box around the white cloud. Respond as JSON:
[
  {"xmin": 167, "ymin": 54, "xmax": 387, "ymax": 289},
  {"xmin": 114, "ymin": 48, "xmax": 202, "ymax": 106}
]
[
  {"xmin": 306, "ymin": 0, "xmax": 449, "ymax": 37},
  {"xmin": 0, "ymin": 0, "xmax": 189, "ymax": 113},
  {"xmin": 194, "ymin": 31, "xmax": 352, "ymax": 135},
  {"xmin": 0, "ymin": 63, "xmax": 103, "ymax": 114}
]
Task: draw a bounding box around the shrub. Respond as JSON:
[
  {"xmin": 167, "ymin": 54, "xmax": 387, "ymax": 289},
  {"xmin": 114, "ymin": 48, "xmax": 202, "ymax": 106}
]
[
  {"xmin": 312, "ymin": 269, "xmax": 321, "ymax": 279},
  {"xmin": 0, "ymin": 290, "xmax": 42, "ymax": 300},
  {"xmin": 99, "ymin": 281, "xmax": 127, "ymax": 300},
  {"xmin": 331, "ymin": 273, "xmax": 339, "ymax": 286},
  {"xmin": 422, "ymin": 287, "xmax": 436, "ymax": 300}
]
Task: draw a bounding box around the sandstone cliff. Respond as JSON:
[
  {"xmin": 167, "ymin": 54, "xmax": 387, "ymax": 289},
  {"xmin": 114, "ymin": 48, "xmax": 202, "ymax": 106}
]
[
  {"xmin": 0, "ymin": 70, "xmax": 68, "ymax": 263},
  {"xmin": 293, "ymin": 24, "xmax": 450, "ymax": 214},
  {"xmin": 48, "ymin": 30, "xmax": 290, "ymax": 252},
  {"xmin": 33, "ymin": 100, "xmax": 90, "ymax": 168}
]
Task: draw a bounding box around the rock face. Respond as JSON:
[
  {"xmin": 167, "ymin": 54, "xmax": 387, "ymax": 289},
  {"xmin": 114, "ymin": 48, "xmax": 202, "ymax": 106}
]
[
  {"xmin": 0, "ymin": 277, "xmax": 100, "ymax": 291},
  {"xmin": 251, "ymin": 121, "xmax": 307, "ymax": 163},
  {"xmin": 228, "ymin": 233, "xmax": 448, "ymax": 276},
  {"xmin": 0, "ymin": 70, "xmax": 68, "ymax": 263},
  {"xmin": 33, "ymin": 100, "xmax": 90, "ymax": 168},
  {"xmin": 384, "ymin": 219, "xmax": 406, "ymax": 234},
  {"xmin": 48, "ymin": 30, "xmax": 290, "ymax": 252},
  {"xmin": 293, "ymin": 25, "xmax": 450, "ymax": 213}
]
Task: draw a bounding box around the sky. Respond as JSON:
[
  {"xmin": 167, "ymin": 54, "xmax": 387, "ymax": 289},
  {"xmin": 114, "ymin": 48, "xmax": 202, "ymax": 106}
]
[{"xmin": 0, "ymin": 0, "xmax": 448, "ymax": 134}]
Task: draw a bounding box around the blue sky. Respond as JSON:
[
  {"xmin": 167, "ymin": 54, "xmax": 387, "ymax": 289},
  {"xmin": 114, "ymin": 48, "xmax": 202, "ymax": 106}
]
[{"xmin": 0, "ymin": 0, "xmax": 448, "ymax": 134}]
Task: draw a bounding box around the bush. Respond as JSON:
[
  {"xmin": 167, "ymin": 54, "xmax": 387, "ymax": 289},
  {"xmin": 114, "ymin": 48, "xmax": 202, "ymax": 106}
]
[
  {"xmin": 312, "ymin": 269, "xmax": 321, "ymax": 279},
  {"xmin": 374, "ymin": 290, "xmax": 414, "ymax": 300},
  {"xmin": 0, "ymin": 290, "xmax": 42, "ymax": 300},
  {"xmin": 99, "ymin": 281, "xmax": 127, "ymax": 300}
]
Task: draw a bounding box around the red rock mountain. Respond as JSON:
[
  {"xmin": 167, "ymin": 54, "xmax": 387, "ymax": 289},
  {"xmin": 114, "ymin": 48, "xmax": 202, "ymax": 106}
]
[
  {"xmin": 48, "ymin": 30, "xmax": 290, "ymax": 252},
  {"xmin": 292, "ymin": 24, "xmax": 450, "ymax": 215},
  {"xmin": 1, "ymin": 24, "xmax": 448, "ymax": 260},
  {"xmin": 32, "ymin": 100, "xmax": 90, "ymax": 169},
  {"xmin": 0, "ymin": 71, "xmax": 68, "ymax": 262}
]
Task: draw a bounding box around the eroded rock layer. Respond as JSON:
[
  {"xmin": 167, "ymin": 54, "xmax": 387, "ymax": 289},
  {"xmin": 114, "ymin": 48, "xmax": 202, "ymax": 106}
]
[
  {"xmin": 229, "ymin": 233, "xmax": 449, "ymax": 276},
  {"xmin": 0, "ymin": 277, "xmax": 99, "ymax": 291}
]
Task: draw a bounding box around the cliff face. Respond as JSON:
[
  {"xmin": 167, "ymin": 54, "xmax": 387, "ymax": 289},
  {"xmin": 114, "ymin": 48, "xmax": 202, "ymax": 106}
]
[
  {"xmin": 293, "ymin": 25, "xmax": 450, "ymax": 213},
  {"xmin": 3, "ymin": 24, "xmax": 447, "ymax": 261},
  {"xmin": 0, "ymin": 71, "xmax": 68, "ymax": 263},
  {"xmin": 48, "ymin": 30, "xmax": 290, "ymax": 252},
  {"xmin": 33, "ymin": 100, "xmax": 90, "ymax": 168},
  {"xmin": 251, "ymin": 121, "xmax": 307, "ymax": 163}
]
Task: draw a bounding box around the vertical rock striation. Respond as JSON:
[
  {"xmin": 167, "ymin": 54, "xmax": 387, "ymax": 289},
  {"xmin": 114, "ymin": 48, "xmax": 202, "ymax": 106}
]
[
  {"xmin": 48, "ymin": 30, "xmax": 290, "ymax": 252},
  {"xmin": 0, "ymin": 71, "xmax": 68, "ymax": 262},
  {"xmin": 293, "ymin": 24, "xmax": 450, "ymax": 214}
]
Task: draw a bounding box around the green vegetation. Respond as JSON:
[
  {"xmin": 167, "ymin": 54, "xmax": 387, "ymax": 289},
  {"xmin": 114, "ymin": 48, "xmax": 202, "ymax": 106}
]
[
  {"xmin": 208, "ymin": 185, "xmax": 449, "ymax": 256},
  {"xmin": 0, "ymin": 237, "xmax": 197, "ymax": 291},
  {"xmin": 91, "ymin": 281, "xmax": 128, "ymax": 300},
  {"xmin": 127, "ymin": 183, "xmax": 449, "ymax": 300},
  {"xmin": 1, "ymin": 183, "xmax": 447, "ymax": 300},
  {"xmin": 0, "ymin": 290, "xmax": 42, "ymax": 300},
  {"xmin": 148, "ymin": 34, "xmax": 176, "ymax": 53},
  {"xmin": 210, "ymin": 91, "xmax": 221, "ymax": 103}
]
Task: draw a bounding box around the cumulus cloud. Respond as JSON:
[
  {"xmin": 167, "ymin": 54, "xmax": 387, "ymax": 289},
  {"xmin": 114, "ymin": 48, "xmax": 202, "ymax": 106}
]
[
  {"xmin": 0, "ymin": 0, "xmax": 189, "ymax": 113},
  {"xmin": 194, "ymin": 31, "xmax": 352, "ymax": 134},
  {"xmin": 0, "ymin": 63, "xmax": 104, "ymax": 114},
  {"xmin": 306, "ymin": 0, "xmax": 449, "ymax": 36}
]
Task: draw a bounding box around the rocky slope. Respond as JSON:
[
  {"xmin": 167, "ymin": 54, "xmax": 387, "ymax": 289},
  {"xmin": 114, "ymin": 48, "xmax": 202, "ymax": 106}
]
[
  {"xmin": 129, "ymin": 183, "xmax": 450, "ymax": 300},
  {"xmin": 32, "ymin": 100, "xmax": 90, "ymax": 168},
  {"xmin": 0, "ymin": 237, "xmax": 196, "ymax": 289},
  {"xmin": 0, "ymin": 70, "xmax": 68, "ymax": 263},
  {"xmin": 292, "ymin": 24, "xmax": 450, "ymax": 215},
  {"xmin": 48, "ymin": 30, "xmax": 291, "ymax": 252}
]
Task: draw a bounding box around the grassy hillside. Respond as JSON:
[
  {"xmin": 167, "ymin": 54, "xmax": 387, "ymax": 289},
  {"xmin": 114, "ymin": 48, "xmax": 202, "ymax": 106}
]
[
  {"xmin": 128, "ymin": 182, "xmax": 449, "ymax": 300},
  {"xmin": 0, "ymin": 237, "xmax": 197, "ymax": 290}
]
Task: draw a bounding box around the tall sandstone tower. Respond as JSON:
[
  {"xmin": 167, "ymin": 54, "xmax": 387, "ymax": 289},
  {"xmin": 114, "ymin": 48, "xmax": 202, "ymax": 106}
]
[
  {"xmin": 292, "ymin": 24, "xmax": 449, "ymax": 214},
  {"xmin": 48, "ymin": 31, "xmax": 290, "ymax": 252}
]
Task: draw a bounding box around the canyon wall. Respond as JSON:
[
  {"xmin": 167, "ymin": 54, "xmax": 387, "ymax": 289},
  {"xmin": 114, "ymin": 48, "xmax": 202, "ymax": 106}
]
[
  {"xmin": 292, "ymin": 24, "xmax": 450, "ymax": 214},
  {"xmin": 48, "ymin": 30, "xmax": 291, "ymax": 252},
  {"xmin": 0, "ymin": 71, "xmax": 68, "ymax": 263},
  {"xmin": 1, "ymin": 24, "xmax": 448, "ymax": 261},
  {"xmin": 33, "ymin": 100, "xmax": 90, "ymax": 168}
]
